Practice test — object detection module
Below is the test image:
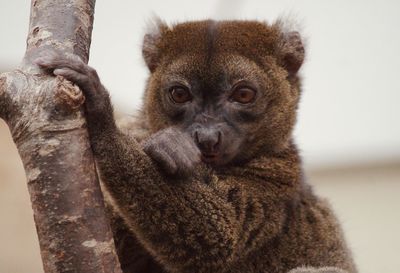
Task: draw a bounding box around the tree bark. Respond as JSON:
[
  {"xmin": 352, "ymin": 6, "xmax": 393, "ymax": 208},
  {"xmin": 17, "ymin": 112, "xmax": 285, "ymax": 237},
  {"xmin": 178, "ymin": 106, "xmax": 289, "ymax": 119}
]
[{"xmin": 0, "ymin": 0, "xmax": 122, "ymax": 272}]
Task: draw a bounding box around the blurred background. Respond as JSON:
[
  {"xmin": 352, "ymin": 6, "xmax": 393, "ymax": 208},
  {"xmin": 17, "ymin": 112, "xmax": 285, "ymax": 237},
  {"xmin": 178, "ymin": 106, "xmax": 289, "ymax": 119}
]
[{"xmin": 0, "ymin": 0, "xmax": 399, "ymax": 272}]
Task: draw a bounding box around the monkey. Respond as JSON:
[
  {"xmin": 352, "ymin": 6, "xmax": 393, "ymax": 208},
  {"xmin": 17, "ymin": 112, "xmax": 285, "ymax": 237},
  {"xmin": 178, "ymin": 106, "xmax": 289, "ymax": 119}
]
[{"xmin": 36, "ymin": 19, "xmax": 357, "ymax": 273}]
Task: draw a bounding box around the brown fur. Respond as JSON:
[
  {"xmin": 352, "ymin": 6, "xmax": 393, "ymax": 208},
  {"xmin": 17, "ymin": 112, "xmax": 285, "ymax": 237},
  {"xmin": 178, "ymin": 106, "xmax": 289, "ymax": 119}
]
[{"xmin": 96, "ymin": 20, "xmax": 356, "ymax": 273}]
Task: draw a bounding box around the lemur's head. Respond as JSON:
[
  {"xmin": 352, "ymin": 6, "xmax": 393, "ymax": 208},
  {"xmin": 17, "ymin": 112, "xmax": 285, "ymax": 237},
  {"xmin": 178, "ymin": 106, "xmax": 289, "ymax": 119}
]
[{"xmin": 142, "ymin": 19, "xmax": 304, "ymax": 165}]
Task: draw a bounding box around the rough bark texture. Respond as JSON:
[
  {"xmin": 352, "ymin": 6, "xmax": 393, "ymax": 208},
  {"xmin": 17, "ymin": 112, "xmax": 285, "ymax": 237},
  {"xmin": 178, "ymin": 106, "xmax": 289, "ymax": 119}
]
[{"xmin": 0, "ymin": 0, "xmax": 122, "ymax": 272}]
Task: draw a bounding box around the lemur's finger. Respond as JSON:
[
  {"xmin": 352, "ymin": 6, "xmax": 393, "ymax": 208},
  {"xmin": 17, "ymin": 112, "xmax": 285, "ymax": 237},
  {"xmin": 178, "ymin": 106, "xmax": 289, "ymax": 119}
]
[
  {"xmin": 54, "ymin": 68, "xmax": 87, "ymax": 84},
  {"xmin": 35, "ymin": 54, "xmax": 86, "ymax": 74},
  {"xmin": 53, "ymin": 68, "xmax": 94, "ymax": 94},
  {"xmin": 182, "ymin": 138, "xmax": 201, "ymax": 163},
  {"xmin": 143, "ymin": 145, "xmax": 178, "ymax": 175}
]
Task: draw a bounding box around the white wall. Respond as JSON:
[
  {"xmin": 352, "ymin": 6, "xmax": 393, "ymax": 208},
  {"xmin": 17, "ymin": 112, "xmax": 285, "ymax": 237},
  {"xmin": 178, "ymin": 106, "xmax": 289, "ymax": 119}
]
[{"xmin": 1, "ymin": 0, "xmax": 399, "ymax": 168}]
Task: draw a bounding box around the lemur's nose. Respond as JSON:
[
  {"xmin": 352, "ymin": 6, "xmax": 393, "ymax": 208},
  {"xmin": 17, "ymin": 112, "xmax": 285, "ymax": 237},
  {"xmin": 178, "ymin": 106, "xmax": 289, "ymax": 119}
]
[{"xmin": 194, "ymin": 128, "xmax": 221, "ymax": 154}]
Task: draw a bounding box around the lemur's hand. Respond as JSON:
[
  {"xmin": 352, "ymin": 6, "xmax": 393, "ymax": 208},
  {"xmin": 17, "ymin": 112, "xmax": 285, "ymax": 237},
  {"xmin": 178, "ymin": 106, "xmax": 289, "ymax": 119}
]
[
  {"xmin": 142, "ymin": 127, "xmax": 201, "ymax": 177},
  {"xmin": 35, "ymin": 52, "xmax": 109, "ymax": 115},
  {"xmin": 36, "ymin": 52, "xmax": 116, "ymax": 136}
]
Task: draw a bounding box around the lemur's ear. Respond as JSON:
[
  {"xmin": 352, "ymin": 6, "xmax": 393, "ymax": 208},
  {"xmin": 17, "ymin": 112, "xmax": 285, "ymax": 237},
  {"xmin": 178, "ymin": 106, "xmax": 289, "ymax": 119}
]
[
  {"xmin": 274, "ymin": 18, "xmax": 305, "ymax": 75},
  {"xmin": 142, "ymin": 17, "xmax": 169, "ymax": 72},
  {"xmin": 280, "ymin": 31, "xmax": 305, "ymax": 75}
]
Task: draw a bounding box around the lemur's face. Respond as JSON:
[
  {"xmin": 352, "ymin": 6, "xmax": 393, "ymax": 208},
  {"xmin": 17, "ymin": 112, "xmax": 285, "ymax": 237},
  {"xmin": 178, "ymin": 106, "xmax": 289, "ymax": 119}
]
[{"xmin": 143, "ymin": 20, "xmax": 304, "ymax": 166}]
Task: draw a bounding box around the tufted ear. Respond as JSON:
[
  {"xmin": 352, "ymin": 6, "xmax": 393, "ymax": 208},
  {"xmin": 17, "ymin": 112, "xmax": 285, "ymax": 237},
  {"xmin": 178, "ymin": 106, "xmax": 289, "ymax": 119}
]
[
  {"xmin": 280, "ymin": 30, "xmax": 305, "ymax": 75},
  {"xmin": 142, "ymin": 17, "xmax": 169, "ymax": 72}
]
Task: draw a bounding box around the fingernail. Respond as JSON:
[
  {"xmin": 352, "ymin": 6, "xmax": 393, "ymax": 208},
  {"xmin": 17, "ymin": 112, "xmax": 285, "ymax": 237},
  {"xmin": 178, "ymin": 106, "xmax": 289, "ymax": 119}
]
[
  {"xmin": 53, "ymin": 69, "xmax": 61, "ymax": 75},
  {"xmin": 53, "ymin": 68, "xmax": 67, "ymax": 76},
  {"xmin": 35, "ymin": 58, "xmax": 46, "ymax": 65}
]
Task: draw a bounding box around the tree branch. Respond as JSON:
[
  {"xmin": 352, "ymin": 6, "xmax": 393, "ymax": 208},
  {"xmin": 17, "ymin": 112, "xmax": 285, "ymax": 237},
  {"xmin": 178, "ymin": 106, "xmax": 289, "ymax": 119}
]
[{"xmin": 0, "ymin": 0, "xmax": 122, "ymax": 272}]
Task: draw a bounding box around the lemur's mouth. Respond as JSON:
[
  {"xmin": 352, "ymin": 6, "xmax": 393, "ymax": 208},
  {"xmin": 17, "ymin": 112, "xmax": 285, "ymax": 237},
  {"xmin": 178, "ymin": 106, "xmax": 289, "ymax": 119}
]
[{"xmin": 201, "ymin": 153, "xmax": 220, "ymax": 164}]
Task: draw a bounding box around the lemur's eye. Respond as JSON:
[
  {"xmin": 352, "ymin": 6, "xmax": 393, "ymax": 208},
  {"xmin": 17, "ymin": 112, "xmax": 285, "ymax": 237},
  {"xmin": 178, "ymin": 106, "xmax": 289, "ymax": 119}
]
[
  {"xmin": 169, "ymin": 86, "xmax": 192, "ymax": 103},
  {"xmin": 230, "ymin": 86, "xmax": 256, "ymax": 104}
]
